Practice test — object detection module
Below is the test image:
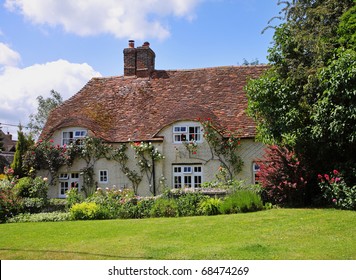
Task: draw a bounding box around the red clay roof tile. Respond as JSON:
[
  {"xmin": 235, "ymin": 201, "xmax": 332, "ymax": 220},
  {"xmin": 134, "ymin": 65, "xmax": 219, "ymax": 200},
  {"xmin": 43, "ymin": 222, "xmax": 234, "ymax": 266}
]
[{"xmin": 41, "ymin": 65, "xmax": 268, "ymax": 142}]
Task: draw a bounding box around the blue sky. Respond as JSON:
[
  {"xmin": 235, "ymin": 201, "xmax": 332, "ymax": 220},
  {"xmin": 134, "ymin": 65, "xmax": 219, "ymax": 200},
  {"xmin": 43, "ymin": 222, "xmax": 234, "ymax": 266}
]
[{"xmin": 0, "ymin": 0, "xmax": 282, "ymax": 138}]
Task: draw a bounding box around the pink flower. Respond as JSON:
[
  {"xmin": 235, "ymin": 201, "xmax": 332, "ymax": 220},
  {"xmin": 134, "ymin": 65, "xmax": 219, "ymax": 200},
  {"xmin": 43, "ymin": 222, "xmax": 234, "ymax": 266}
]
[
  {"xmin": 335, "ymin": 177, "xmax": 341, "ymax": 183},
  {"xmin": 332, "ymin": 198, "xmax": 337, "ymax": 203},
  {"xmin": 317, "ymin": 174, "xmax": 323, "ymax": 180},
  {"xmin": 333, "ymin": 170, "xmax": 339, "ymax": 175},
  {"xmin": 324, "ymin": 174, "xmax": 330, "ymax": 181}
]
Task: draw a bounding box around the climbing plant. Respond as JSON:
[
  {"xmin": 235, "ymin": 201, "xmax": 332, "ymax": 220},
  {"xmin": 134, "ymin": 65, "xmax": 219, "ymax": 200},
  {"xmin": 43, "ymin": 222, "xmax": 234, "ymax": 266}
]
[
  {"xmin": 200, "ymin": 119, "xmax": 243, "ymax": 182},
  {"xmin": 111, "ymin": 142, "xmax": 164, "ymax": 195}
]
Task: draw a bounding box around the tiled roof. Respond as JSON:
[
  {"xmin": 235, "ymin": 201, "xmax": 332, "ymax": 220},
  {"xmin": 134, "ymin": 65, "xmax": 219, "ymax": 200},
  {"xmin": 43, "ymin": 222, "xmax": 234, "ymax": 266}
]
[{"xmin": 41, "ymin": 65, "xmax": 268, "ymax": 142}]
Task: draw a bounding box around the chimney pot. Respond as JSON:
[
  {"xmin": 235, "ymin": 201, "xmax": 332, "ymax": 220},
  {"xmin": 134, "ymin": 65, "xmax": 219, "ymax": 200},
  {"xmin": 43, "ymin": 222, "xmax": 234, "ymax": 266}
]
[
  {"xmin": 128, "ymin": 40, "xmax": 135, "ymax": 48},
  {"xmin": 142, "ymin": 41, "xmax": 150, "ymax": 47}
]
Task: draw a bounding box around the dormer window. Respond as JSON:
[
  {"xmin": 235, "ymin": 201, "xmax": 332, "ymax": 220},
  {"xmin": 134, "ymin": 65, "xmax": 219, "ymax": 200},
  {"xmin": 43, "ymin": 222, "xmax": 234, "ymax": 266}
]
[
  {"xmin": 173, "ymin": 124, "xmax": 202, "ymax": 143},
  {"xmin": 62, "ymin": 129, "xmax": 87, "ymax": 146}
]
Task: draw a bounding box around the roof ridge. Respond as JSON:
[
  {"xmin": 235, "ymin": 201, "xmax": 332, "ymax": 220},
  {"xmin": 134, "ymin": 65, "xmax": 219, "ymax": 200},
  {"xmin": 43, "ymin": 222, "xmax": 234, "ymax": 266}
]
[{"xmin": 155, "ymin": 64, "xmax": 269, "ymax": 72}]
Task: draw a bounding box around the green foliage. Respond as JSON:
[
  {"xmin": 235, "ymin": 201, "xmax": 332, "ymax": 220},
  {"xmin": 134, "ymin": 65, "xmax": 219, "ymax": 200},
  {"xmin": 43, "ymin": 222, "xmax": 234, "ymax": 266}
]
[
  {"xmin": 11, "ymin": 128, "xmax": 34, "ymax": 178},
  {"xmin": 220, "ymin": 190, "xmax": 263, "ymax": 214},
  {"xmin": 338, "ymin": 4, "xmax": 356, "ymax": 50},
  {"xmin": 150, "ymin": 198, "xmax": 178, "ymax": 218},
  {"xmin": 117, "ymin": 199, "xmax": 155, "ymax": 219},
  {"xmin": 76, "ymin": 137, "xmax": 112, "ymax": 197},
  {"xmin": 111, "ymin": 142, "xmax": 164, "ymax": 195},
  {"xmin": 28, "ymin": 90, "xmax": 63, "ymax": 139},
  {"xmin": 14, "ymin": 176, "xmax": 48, "ymax": 199},
  {"xmin": 198, "ymin": 197, "xmax": 222, "ymax": 216},
  {"xmin": 7, "ymin": 212, "xmax": 71, "ymax": 223},
  {"xmin": 23, "ymin": 139, "xmax": 75, "ymax": 187},
  {"xmin": 46, "ymin": 198, "xmax": 67, "ymax": 212},
  {"xmin": 201, "ymin": 119, "xmax": 243, "ymax": 180},
  {"xmin": 246, "ymin": 0, "xmax": 356, "ymax": 194},
  {"xmin": 12, "ymin": 176, "xmax": 49, "ymax": 213},
  {"xmin": 21, "ymin": 198, "xmax": 47, "ymax": 213},
  {"xmin": 176, "ymin": 192, "xmax": 208, "ymax": 217},
  {"xmin": 318, "ymin": 170, "xmax": 356, "ymax": 210},
  {"xmin": 69, "ymin": 202, "xmax": 104, "ymax": 220},
  {"xmin": 0, "ymin": 178, "xmax": 22, "ymax": 222},
  {"xmin": 311, "ymin": 49, "xmax": 356, "ymax": 182},
  {"xmin": 14, "ymin": 177, "xmax": 33, "ymax": 197},
  {"xmin": 65, "ymin": 188, "xmax": 84, "ymax": 209}
]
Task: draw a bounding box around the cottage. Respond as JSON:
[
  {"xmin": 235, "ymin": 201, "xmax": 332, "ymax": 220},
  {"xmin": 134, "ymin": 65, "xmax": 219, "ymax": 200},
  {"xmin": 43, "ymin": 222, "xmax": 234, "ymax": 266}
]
[{"xmin": 41, "ymin": 41, "xmax": 267, "ymax": 198}]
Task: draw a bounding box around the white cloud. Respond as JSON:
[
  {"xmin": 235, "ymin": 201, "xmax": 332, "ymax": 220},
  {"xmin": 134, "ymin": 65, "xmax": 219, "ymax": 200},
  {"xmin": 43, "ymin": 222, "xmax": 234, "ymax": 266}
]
[
  {"xmin": 0, "ymin": 42, "xmax": 21, "ymax": 67},
  {"xmin": 4, "ymin": 0, "xmax": 202, "ymax": 40},
  {"xmin": 0, "ymin": 59, "xmax": 101, "ymax": 137}
]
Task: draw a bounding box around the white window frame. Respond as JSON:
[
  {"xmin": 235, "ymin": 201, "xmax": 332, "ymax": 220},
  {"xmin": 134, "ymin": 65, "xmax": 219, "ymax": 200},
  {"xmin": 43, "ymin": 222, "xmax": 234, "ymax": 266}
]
[
  {"xmin": 58, "ymin": 172, "xmax": 80, "ymax": 198},
  {"xmin": 173, "ymin": 124, "xmax": 202, "ymax": 143},
  {"xmin": 99, "ymin": 170, "xmax": 109, "ymax": 183},
  {"xmin": 173, "ymin": 165, "xmax": 203, "ymax": 189},
  {"xmin": 62, "ymin": 129, "xmax": 87, "ymax": 146}
]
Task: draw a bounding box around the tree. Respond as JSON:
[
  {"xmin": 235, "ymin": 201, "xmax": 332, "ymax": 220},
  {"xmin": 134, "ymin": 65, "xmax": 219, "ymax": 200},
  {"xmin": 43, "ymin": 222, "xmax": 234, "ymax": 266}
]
[
  {"xmin": 11, "ymin": 125, "xmax": 34, "ymax": 178},
  {"xmin": 28, "ymin": 90, "xmax": 63, "ymax": 139},
  {"xmin": 246, "ymin": 0, "xmax": 355, "ymax": 201}
]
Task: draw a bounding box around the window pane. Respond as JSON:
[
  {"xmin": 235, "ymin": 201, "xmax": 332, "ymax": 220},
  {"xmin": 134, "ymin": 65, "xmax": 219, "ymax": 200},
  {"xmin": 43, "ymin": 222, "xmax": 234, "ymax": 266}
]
[
  {"xmin": 194, "ymin": 166, "xmax": 202, "ymax": 173},
  {"xmin": 183, "ymin": 167, "xmax": 192, "ymax": 173},
  {"xmin": 60, "ymin": 182, "xmax": 69, "ymax": 195},
  {"xmin": 59, "ymin": 173, "xmax": 68, "ymax": 179},
  {"xmin": 174, "ymin": 176, "xmax": 182, "ymax": 188},
  {"xmin": 99, "ymin": 171, "xmax": 108, "ymax": 182},
  {"xmin": 184, "ymin": 176, "xmax": 192, "ymax": 188},
  {"xmin": 194, "ymin": 176, "xmax": 202, "ymax": 188}
]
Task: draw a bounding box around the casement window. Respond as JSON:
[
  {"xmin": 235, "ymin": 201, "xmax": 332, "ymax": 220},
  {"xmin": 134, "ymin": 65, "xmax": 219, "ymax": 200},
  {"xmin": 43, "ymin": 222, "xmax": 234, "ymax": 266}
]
[
  {"xmin": 252, "ymin": 162, "xmax": 261, "ymax": 184},
  {"xmin": 173, "ymin": 165, "xmax": 202, "ymax": 188},
  {"xmin": 62, "ymin": 130, "xmax": 87, "ymax": 146},
  {"xmin": 58, "ymin": 172, "xmax": 80, "ymax": 198},
  {"xmin": 99, "ymin": 170, "xmax": 108, "ymax": 183},
  {"xmin": 173, "ymin": 125, "xmax": 202, "ymax": 143}
]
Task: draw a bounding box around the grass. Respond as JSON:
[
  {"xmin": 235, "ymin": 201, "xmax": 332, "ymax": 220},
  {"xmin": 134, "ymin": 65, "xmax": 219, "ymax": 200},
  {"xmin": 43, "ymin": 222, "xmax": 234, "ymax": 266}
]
[{"xmin": 0, "ymin": 208, "xmax": 355, "ymax": 260}]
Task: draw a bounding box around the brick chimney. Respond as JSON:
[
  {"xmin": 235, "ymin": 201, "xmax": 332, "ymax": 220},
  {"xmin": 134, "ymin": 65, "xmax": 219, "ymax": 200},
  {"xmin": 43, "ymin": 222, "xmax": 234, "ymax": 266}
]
[
  {"xmin": 123, "ymin": 40, "xmax": 155, "ymax": 78},
  {"xmin": 123, "ymin": 40, "xmax": 136, "ymax": 76}
]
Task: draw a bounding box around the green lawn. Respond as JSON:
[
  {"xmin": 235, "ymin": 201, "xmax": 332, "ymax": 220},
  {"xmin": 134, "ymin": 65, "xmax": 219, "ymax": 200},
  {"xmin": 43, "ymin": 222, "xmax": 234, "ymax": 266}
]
[{"xmin": 0, "ymin": 208, "xmax": 355, "ymax": 260}]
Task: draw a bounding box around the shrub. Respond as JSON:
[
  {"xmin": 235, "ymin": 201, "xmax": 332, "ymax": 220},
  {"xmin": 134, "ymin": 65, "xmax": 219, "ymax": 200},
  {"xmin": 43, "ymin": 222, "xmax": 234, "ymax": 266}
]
[
  {"xmin": 46, "ymin": 198, "xmax": 67, "ymax": 212},
  {"xmin": 14, "ymin": 176, "xmax": 48, "ymax": 200},
  {"xmin": 136, "ymin": 198, "xmax": 155, "ymax": 218},
  {"xmin": 176, "ymin": 192, "xmax": 208, "ymax": 217},
  {"xmin": 66, "ymin": 188, "xmax": 84, "ymax": 209},
  {"xmin": 258, "ymin": 145, "xmax": 308, "ymax": 206},
  {"xmin": 220, "ymin": 190, "xmax": 263, "ymax": 214},
  {"xmin": 0, "ymin": 180, "xmax": 23, "ymax": 222},
  {"xmin": 318, "ymin": 170, "xmax": 356, "ymax": 210},
  {"xmin": 69, "ymin": 202, "xmax": 104, "ymax": 220},
  {"xmin": 29, "ymin": 177, "xmax": 48, "ymax": 200},
  {"xmin": 21, "ymin": 197, "xmax": 46, "ymax": 213},
  {"xmin": 150, "ymin": 198, "xmax": 178, "ymax": 218},
  {"xmin": 14, "ymin": 177, "xmax": 33, "ymax": 197},
  {"xmin": 7, "ymin": 212, "xmax": 71, "ymax": 223},
  {"xmin": 116, "ymin": 198, "xmax": 155, "ymax": 219},
  {"xmin": 198, "ymin": 197, "xmax": 222, "ymax": 216},
  {"xmin": 117, "ymin": 201, "xmax": 138, "ymax": 219}
]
